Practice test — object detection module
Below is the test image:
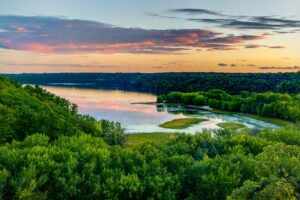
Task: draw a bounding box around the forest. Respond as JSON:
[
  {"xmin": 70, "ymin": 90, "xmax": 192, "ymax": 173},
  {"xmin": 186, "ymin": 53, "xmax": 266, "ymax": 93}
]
[
  {"xmin": 6, "ymin": 72, "xmax": 300, "ymax": 94},
  {"xmin": 157, "ymin": 90, "xmax": 300, "ymax": 122},
  {"xmin": 1, "ymin": 75, "xmax": 300, "ymax": 199}
]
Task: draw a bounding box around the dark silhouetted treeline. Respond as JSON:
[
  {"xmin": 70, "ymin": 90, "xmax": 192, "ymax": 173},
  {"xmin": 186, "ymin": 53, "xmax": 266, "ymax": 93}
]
[{"xmin": 5, "ymin": 72, "xmax": 300, "ymax": 94}]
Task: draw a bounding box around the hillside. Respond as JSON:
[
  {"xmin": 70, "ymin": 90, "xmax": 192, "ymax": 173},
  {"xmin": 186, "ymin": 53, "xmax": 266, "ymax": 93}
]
[
  {"xmin": 0, "ymin": 75, "xmax": 125, "ymax": 145},
  {"xmin": 1, "ymin": 76, "xmax": 300, "ymax": 199}
]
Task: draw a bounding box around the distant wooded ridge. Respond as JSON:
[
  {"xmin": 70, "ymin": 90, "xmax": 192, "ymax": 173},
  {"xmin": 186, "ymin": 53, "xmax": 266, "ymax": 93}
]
[{"xmin": 5, "ymin": 72, "xmax": 300, "ymax": 94}]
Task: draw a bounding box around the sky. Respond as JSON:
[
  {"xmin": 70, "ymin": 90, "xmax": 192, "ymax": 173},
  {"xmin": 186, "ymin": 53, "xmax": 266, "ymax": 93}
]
[{"xmin": 0, "ymin": 0, "xmax": 300, "ymax": 73}]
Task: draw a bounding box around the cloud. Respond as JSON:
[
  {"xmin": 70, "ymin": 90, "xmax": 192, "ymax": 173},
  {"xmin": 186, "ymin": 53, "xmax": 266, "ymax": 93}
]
[
  {"xmin": 170, "ymin": 8, "xmax": 227, "ymax": 17},
  {"xmin": 152, "ymin": 66, "xmax": 163, "ymax": 68},
  {"xmin": 188, "ymin": 16, "xmax": 300, "ymax": 30},
  {"xmin": 150, "ymin": 8, "xmax": 300, "ymax": 31},
  {"xmin": 245, "ymin": 44, "xmax": 261, "ymax": 49},
  {"xmin": 259, "ymin": 66, "xmax": 300, "ymax": 70},
  {"xmin": 0, "ymin": 15, "xmax": 268, "ymax": 54},
  {"xmin": 146, "ymin": 13, "xmax": 178, "ymax": 19},
  {"xmin": 268, "ymin": 45, "xmax": 285, "ymax": 49},
  {"xmin": 206, "ymin": 35, "xmax": 266, "ymax": 43},
  {"xmin": 0, "ymin": 61, "xmax": 116, "ymax": 68},
  {"xmin": 218, "ymin": 63, "xmax": 228, "ymax": 67},
  {"xmin": 218, "ymin": 63, "xmax": 238, "ymax": 67},
  {"xmin": 218, "ymin": 62, "xmax": 258, "ymax": 67},
  {"xmin": 244, "ymin": 44, "xmax": 285, "ymax": 49}
]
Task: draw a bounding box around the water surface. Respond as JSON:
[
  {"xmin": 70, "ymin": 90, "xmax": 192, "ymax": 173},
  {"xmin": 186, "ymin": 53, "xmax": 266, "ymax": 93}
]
[{"xmin": 43, "ymin": 86, "xmax": 279, "ymax": 134}]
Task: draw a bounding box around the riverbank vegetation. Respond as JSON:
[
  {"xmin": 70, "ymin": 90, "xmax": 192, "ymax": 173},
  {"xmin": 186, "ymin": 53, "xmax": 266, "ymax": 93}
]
[
  {"xmin": 1, "ymin": 75, "xmax": 300, "ymax": 199},
  {"xmin": 158, "ymin": 89, "xmax": 300, "ymax": 123},
  {"xmin": 159, "ymin": 118, "xmax": 207, "ymax": 129}
]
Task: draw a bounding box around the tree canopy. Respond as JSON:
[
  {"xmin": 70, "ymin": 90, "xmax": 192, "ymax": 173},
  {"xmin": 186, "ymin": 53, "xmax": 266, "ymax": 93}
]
[
  {"xmin": 0, "ymin": 76, "xmax": 125, "ymax": 145},
  {"xmin": 0, "ymin": 75, "xmax": 300, "ymax": 199},
  {"xmin": 158, "ymin": 90, "xmax": 300, "ymax": 122}
]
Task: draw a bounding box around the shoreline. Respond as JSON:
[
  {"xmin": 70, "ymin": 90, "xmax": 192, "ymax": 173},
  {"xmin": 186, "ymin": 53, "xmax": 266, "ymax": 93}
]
[{"xmin": 131, "ymin": 102, "xmax": 292, "ymax": 127}]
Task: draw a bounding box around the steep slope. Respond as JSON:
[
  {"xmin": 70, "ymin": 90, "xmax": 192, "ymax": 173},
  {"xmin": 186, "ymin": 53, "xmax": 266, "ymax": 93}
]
[{"xmin": 0, "ymin": 75, "xmax": 124, "ymax": 144}]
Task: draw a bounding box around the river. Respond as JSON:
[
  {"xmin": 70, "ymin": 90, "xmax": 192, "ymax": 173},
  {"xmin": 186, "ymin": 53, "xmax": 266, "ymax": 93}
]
[{"xmin": 43, "ymin": 86, "xmax": 279, "ymax": 134}]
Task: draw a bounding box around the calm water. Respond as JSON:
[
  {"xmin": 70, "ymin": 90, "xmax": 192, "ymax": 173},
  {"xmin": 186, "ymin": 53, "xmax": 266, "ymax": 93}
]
[{"xmin": 43, "ymin": 86, "xmax": 279, "ymax": 134}]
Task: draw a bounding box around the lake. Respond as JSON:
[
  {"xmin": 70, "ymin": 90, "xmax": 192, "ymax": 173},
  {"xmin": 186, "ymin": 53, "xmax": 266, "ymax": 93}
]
[{"xmin": 43, "ymin": 86, "xmax": 279, "ymax": 134}]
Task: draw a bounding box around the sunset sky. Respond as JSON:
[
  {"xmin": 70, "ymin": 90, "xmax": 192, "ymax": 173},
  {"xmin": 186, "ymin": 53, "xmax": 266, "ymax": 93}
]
[{"xmin": 0, "ymin": 0, "xmax": 300, "ymax": 73}]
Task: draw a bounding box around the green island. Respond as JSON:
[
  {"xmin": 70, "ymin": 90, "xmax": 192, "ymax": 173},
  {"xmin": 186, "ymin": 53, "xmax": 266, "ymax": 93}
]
[
  {"xmin": 0, "ymin": 74, "xmax": 300, "ymax": 199},
  {"xmin": 217, "ymin": 122, "xmax": 246, "ymax": 130},
  {"xmin": 159, "ymin": 118, "xmax": 208, "ymax": 129}
]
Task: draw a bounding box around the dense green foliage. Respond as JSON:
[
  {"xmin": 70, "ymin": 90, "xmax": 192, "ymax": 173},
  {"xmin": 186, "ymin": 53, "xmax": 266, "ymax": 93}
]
[
  {"xmin": 1, "ymin": 75, "xmax": 300, "ymax": 199},
  {"xmin": 158, "ymin": 89, "xmax": 300, "ymax": 122},
  {"xmin": 6, "ymin": 72, "xmax": 300, "ymax": 94},
  {"xmin": 2, "ymin": 129, "xmax": 300, "ymax": 199},
  {"xmin": 0, "ymin": 76, "xmax": 125, "ymax": 145}
]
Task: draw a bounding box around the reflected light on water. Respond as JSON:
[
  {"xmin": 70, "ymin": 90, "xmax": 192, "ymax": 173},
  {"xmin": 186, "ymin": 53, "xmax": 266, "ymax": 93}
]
[{"xmin": 43, "ymin": 86, "xmax": 279, "ymax": 134}]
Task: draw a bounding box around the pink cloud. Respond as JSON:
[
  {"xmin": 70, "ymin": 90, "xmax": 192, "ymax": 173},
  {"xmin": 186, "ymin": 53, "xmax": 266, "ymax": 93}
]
[
  {"xmin": 10, "ymin": 24, "xmax": 30, "ymax": 33},
  {"xmin": 0, "ymin": 16, "xmax": 269, "ymax": 54}
]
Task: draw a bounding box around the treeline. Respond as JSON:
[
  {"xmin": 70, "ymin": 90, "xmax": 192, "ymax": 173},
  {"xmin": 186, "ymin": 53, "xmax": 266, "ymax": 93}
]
[
  {"xmin": 1, "ymin": 75, "xmax": 300, "ymax": 199},
  {"xmin": 6, "ymin": 72, "xmax": 300, "ymax": 94},
  {"xmin": 158, "ymin": 89, "xmax": 300, "ymax": 122}
]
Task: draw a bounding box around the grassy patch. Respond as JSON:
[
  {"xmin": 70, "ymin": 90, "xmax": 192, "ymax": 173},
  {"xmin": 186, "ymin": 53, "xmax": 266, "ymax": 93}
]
[
  {"xmin": 159, "ymin": 118, "xmax": 208, "ymax": 129},
  {"xmin": 126, "ymin": 132, "xmax": 178, "ymax": 147},
  {"xmin": 217, "ymin": 122, "xmax": 246, "ymax": 130}
]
